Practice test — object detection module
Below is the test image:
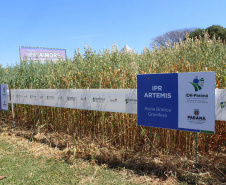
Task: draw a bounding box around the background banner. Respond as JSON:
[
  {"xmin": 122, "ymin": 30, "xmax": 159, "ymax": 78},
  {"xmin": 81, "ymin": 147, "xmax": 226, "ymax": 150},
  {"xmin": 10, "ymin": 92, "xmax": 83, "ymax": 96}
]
[
  {"xmin": 10, "ymin": 89, "xmax": 137, "ymax": 114},
  {"xmin": 6, "ymin": 88, "xmax": 225, "ymax": 121},
  {"xmin": 20, "ymin": 46, "xmax": 66, "ymax": 62}
]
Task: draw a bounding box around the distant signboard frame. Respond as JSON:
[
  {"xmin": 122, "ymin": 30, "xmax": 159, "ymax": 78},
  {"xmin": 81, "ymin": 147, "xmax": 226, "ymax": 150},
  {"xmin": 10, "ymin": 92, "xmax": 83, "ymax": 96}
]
[{"xmin": 19, "ymin": 46, "xmax": 66, "ymax": 63}]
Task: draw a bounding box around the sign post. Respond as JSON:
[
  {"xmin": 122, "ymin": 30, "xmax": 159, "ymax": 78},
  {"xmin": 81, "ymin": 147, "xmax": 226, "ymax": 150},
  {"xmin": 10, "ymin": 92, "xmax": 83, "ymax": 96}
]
[{"xmin": 137, "ymin": 72, "xmax": 215, "ymax": 163}]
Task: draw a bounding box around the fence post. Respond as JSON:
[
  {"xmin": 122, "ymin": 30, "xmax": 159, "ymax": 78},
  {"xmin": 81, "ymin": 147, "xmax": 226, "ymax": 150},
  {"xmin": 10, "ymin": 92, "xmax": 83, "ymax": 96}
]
[
  {"xmin": 196, "ymin": 132, "xmax": 198, "ymax": 168},
  {"xmin": 10, "ymin": 90, "xmax": 15, "ymax": 128},
  {"xmin": 150, "ymin": 127, "xmax": 152, "ymax": 156}
]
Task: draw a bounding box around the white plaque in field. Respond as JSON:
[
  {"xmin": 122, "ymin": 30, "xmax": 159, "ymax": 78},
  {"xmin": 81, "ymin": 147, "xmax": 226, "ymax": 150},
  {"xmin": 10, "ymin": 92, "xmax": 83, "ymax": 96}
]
[
  {"xmin": 178, "ymin": 72, "xmax": 215, "ymax": 133},
  {"xmin": 0, "ymin": 84, "xmax": 8, "ymax": 111},
  {"xmin": 215, "ymin": 89, "xmax": 226, "ymax": 121}
]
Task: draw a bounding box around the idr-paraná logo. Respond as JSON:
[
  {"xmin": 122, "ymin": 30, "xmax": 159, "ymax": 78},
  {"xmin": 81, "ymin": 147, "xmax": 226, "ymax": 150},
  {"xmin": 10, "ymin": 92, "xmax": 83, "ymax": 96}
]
[
  {"xmin": 189, "ymin": 76, "xmax": 204, "ymax": 92},
  {"xmin": 219, "ymin": 101, "xmax": 226, "ymax": 108}
]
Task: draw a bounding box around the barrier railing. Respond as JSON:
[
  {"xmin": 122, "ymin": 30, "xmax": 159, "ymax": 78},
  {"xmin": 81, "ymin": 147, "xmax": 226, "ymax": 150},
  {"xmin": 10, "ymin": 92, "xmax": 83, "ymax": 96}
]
[{"xmin": 7, "ymin": 89, "xmax": 226, "ymax": 121}]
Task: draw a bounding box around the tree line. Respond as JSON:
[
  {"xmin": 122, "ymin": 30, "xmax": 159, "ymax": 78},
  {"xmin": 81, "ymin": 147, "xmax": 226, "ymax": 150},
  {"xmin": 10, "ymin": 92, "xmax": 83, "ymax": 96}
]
[{"xmin": 150, "ymin": 25, "xmax": 226, "ymax": 48}]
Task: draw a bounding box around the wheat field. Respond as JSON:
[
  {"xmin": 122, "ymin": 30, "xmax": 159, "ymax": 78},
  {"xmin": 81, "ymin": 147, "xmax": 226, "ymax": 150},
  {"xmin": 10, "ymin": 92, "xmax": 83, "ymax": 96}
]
[{"xmin": 0, "ymin": 33, "xmax": 225, "ymax": 156}]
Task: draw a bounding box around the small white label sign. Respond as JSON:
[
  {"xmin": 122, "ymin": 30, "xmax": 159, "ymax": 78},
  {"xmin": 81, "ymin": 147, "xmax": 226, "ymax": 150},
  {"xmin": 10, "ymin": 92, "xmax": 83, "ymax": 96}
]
[
  {"xmin": 215, "ymin": 89, "xmax": 226, "ymax": 121},
  {"xmin": 178, "ymin": 72, "xmax": 215, "ymax": 132},
  {"xmin": 0, "ymin": 84, "xmax": 8, "ymax": 111}
]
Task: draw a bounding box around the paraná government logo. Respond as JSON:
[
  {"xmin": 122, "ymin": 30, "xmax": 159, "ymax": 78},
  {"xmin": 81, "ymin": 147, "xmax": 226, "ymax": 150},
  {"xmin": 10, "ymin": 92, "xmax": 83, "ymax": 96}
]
[{"xmin": 189, "ymin": 76, "xmax": 204, "ymax": 92}]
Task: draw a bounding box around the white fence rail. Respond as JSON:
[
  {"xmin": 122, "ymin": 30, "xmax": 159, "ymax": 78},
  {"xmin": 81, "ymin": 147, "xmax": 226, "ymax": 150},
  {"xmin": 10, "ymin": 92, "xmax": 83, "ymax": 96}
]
[
  {"xmin": 10, "ymin": 89, "xmax": 137, "ymax": 114},
  {"xmin": 7, "ymin": 89, "xmax": 226, "ymax": 121}
]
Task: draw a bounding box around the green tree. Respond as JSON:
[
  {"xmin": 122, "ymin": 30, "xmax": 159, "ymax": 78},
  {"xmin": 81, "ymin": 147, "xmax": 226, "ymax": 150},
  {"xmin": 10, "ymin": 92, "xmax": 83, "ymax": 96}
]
[{"xmin": 188, "ymin": 25, "xmax": 226, "ymax": 42}]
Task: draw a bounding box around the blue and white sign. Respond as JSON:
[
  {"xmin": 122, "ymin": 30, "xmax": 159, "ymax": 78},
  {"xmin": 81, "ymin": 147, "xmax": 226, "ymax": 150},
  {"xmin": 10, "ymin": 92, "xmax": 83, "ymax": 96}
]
[
  {"xmin": 215, "ymin": 89, "xmax": 226, "ymax": 121},
  {"xmin": 0, "ymin": 84, "xmax": 8, "ymax": 111},
  {"xmin": 137, "ymin": 72, "xmax": 215, "ymax": 134}
]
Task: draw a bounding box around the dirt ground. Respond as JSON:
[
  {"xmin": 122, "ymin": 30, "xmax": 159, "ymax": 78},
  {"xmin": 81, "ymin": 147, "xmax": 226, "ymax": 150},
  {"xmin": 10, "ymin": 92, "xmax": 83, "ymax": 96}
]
[{"xmin": 0, "ymin": 119, "xmax": 225, "ymax": 184}]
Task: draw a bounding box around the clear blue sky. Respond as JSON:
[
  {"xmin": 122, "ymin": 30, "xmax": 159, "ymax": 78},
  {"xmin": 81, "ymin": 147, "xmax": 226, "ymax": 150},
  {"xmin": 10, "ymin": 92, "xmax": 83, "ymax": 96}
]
[{"xmin": 1, "ymin": 0, "xmax": 226, "ymax": 68}]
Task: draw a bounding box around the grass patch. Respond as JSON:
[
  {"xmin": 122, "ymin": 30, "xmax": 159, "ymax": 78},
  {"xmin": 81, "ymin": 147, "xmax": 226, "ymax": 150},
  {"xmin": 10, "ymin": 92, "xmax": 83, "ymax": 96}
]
[
  {"xmin": 0, "ymin": 125, "xmax": 225, "ymax": 185},
  {"xmin": 0, "ymin": 136, "xmax": 138, "ymax": 184}
]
